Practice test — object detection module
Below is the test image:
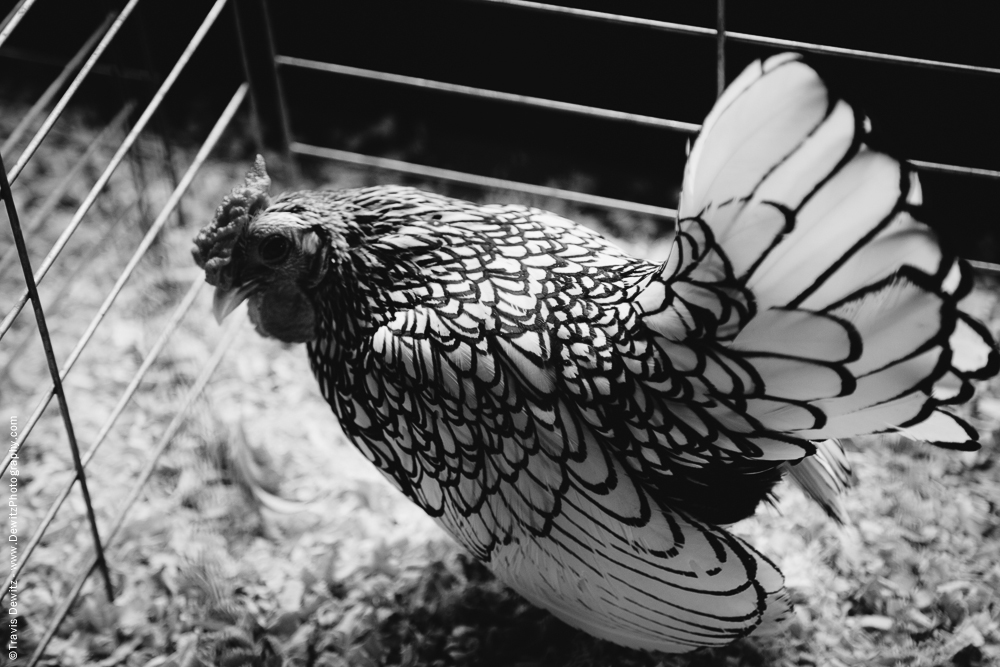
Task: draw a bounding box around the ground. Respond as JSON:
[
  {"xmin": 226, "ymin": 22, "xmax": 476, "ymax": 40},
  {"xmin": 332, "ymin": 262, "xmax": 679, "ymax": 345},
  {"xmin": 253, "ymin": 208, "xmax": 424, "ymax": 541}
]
[{"xmin": 1, "ymin": 102, "xmax": 999, "ymax": 667}]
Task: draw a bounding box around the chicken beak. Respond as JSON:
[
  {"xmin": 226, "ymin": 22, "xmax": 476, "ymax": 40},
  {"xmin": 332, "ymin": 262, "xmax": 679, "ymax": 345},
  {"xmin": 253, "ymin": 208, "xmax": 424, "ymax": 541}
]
[{"xmin": 213, "ymin": 283, "xmax": 258, "ymax": 323}]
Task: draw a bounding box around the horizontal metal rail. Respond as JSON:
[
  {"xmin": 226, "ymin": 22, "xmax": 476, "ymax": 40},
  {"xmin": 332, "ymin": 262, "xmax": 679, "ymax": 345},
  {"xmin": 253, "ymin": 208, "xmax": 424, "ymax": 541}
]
[
  {"xmin": 291, "ymin": 141, "xmax": 678, "ymax": 219},
  {"xmin": 275, "ymin": 59, "xmax": 999, "ymax": 184},
  {"xmin": 0, "ymin": 80, "xmax": 248, "ymax": 478},
  {"xmin": 967, "ymin": 260, "xmax": 1000, "ymax": 276},
  {"xmin": 27, "ymin": 313, "xmax": 246, "ymax": 667},
  {"xmin": 276, "ymin": 56, "xmax": 701, "ymax": 134},
  {"xmin": 0, "ymin": 0, "xmax": 229, "ymax": 342},
  {"xmin": 909, "ymin": 160, "xmax": 1000, "ymax": 180},
  {"xmin": 474, "ymin": 0, "xmax": 1000, "ymax": 77}
]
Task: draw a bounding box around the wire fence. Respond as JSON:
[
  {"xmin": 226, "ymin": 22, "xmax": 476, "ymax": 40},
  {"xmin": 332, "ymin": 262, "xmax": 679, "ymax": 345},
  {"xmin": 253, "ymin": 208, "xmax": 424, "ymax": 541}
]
[
  {"xmin": 1, "ymin": 0, "xmax": 998, "ymax": 662},
  {"xmin": 1, "ymin": 1, "xmax": 247, "ymax": 663}
]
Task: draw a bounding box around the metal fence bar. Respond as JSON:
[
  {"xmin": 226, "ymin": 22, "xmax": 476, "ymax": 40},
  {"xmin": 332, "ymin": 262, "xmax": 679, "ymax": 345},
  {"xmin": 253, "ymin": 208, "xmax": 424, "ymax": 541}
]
[
  {"xmin": 727, "ymin": 31, "xmax": 1000, "ymax": 77},
  {"xmin": 0, "ymin": 150, "xmax": 115, "ymax": 601},
  {"xmin": 259, "ymin": 0, "xmax": 295, "ymax": 167},
  {"xmin": 275, "ymin": 59, "xmax": 998, "ymax": 185},
  {"xmin": 0, "ymin": 80, "xmax": 248, "ymax": 478},
  {"xmin": 0, "ymin": 102, "xmax": 133, "ymax": 280},
  {"xmin": 0, "ymin": 0, "xmax": 230, "ymax": 342},
  {"xmin": 3, "ymin": 83, "xmax": 245, "ymax": 623},
  {"xmin": 910, "ymin": 160, "xmax": 1000, "ymax": 180},
  {"xmin": 1, "ymin": 278, "xmax": 204, "ymax": 602},
  {"xmin": 0, "ymin": 13, "xmax": 114, "ymax": 158},
  {"xmin": 715, "ymin": 0, "xmax": 726, "ymax": 99},
  {"xmin": 277, "ymin": 56, "xmax": 701, "ymax": 134},
  {"xmin": 5, "ymin": 0, "xmax": 142, "ymax": 186},
  {"xmin": 27, "ymin": 313, "xmax": 246, "ymax": 667},
  {"xmin": 967, "ymin": 260, "xmax": 1000, "ymax": 276},
  {"xmin": 0, "ymin": 0, "xmax": 36, "ymax": 50},
  {"xmin": 231, "ymin": 0, "xmax": 265, "ymax": 154},
  {"xmin": 473, "ymin": 0, "xmax": 1000, "ymax": 77},
  {"xmin": 291, "ymin": 141, "xmax": 677, "ymax": 219}
]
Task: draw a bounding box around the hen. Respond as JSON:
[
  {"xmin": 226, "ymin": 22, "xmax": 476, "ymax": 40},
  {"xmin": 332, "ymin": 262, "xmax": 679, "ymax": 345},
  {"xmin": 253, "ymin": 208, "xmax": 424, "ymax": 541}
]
[{"xmin": 193, "ymin": 53, "xmax": 998, "ymax": 653}]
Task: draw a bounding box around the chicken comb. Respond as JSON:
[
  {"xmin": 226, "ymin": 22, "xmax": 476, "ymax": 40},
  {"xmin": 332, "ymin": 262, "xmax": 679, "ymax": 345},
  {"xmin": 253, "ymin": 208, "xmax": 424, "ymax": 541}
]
[{"xmin": 192, "ymin": 154, "xmax": 272, "ymax": 287}]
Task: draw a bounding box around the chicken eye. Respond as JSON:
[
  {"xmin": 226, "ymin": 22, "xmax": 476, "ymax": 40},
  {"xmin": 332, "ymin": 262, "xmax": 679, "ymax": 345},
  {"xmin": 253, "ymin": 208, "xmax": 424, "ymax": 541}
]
[{"xmin": 258, "ymin": 234, "xmax": 291, "ymax": 264}]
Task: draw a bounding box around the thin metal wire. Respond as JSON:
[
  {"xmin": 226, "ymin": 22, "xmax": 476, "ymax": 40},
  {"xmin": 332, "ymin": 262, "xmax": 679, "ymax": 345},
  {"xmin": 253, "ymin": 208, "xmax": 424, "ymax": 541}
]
[
  {"xmin": 26, "ymin": 313, "xmax": 246, "ymax": 667},
  {"xmin": 0, "ymin": 102, "xmax": 133, "ymax": 280},
  {"xmin": 291, "ymin": 141, "xmax": 677, "ymax": 219},
  {"xmin": 0, "ymin": 13, "xmax": 114, "ymax": 158},
  {"xmin": 5, "ymin": 0, "xmax": 143, "ymax": 186},
  {"xmin": 910, "ymin": 160, "xmax": 1000, "ymax": 180},
  {"xmin": 277, "ymin": 56, "xmax": 701, "ymax": 134},
  {"xmin": 0, "ymin": 0, "xmax": 230, "ymax": 342},
  {"xmin": 968, "ymin": 260, "xmax": 1000, "ymax": 276},
  {"xmin": 0, "ymin": 82, "xmax": 248, "ymax": 478},
  {"xmin": 728, "ymin": 31, "xmax": 1000, "ymax": 77},
  {"xmin": 277, "ymin": 57, "xmax": 998, "ymax": 183},
  {"xmin": 259, "ymin": 0, "xmax": 297, "ymax": 180},
  {"xmin": 472, "ymin": 0, "xmax": 1000, "ymax": 77},
  {"xmin": 0, "ymin": 0, "xmax": 36, "ymax": 50},
  {"xmin": 715, "ymin": 0, "xmax": 726, "ymax": 99},
  {"xmin": 232, "ymin": 0, "xmax": 265, "ymax": 154},
  {"xmin": 0, "ymin": 150, "xmax": 115, "ymax": 601},
  {"xmin": 0, "ymin": 278, "xmax": 204, "ymax": 602}
]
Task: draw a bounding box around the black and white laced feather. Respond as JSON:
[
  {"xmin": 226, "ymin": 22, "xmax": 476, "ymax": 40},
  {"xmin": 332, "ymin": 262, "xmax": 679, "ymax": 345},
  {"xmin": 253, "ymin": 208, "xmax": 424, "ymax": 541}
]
[{"xmin": 194, "ymin": 53, "xmax": 999, "ymax": 653}]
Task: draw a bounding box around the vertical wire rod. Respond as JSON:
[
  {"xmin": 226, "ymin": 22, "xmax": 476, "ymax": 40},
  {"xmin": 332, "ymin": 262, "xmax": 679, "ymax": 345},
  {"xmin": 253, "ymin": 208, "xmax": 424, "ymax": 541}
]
[
  {"xmin": 0, "ymin": 13, "xmax": 115, "ymax": 157},
  {"xmin": 0, "ymin": 0, "xmax": 36, "ymax": 50},
  {"xmin": 0, "ymin": 278, "xmax": 204, "ymax": 602},
  {"xmin": 26, "ymin": 312, "xmax": 245, "ymax": 667},
  {"xmin": 715, "ymin": 0, "xmax": 726, "ymax": 99},
  {"xmin": 232, "ymin": 0, "xmax": 265, "ymax": 154},
  {"xmin": 0, "ymin": 0, "xmax": 230, "ymax": 342},
  {"xmin": 5, "ymin": 0, "xmax": 143, "ymax": 186},
  {"xmin": 0, "ymin": 82, "xmax": 248, "ymax": 477},
  {"xmin": 259, "ymin": 0, "xmax": 298, "ymax": 180},
  {"xmin": 0, "ymin": 150, "xmax": 115, "ymax": 602},
  {"xmin": 0, "ymin": 102, "xmax": 134, "ymax": 280}
]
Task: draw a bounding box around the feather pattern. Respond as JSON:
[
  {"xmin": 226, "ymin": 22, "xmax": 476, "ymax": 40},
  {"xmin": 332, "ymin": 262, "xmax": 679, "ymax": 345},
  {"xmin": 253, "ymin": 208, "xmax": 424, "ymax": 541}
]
[
  {"xmin": 783, "ymin": 439, "xmax": 853, "ymax": 524},
  {"xmin": 195, "ymin": 53, "xmax": 999, "ymax": 653}
]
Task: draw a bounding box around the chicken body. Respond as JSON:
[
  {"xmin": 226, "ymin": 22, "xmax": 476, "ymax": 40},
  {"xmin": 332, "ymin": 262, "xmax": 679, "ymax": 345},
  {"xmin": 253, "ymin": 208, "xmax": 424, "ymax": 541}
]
[{"xmin": 193, "ymin": 54, "xmax": 999, "ymax": 652}]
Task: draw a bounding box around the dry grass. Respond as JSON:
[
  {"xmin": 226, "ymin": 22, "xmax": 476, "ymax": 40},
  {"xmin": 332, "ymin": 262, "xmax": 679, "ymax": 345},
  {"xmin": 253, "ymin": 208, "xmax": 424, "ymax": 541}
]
[{"xmin": 1, "ymin": 102, "xmax": 999, "ymax": 667}]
